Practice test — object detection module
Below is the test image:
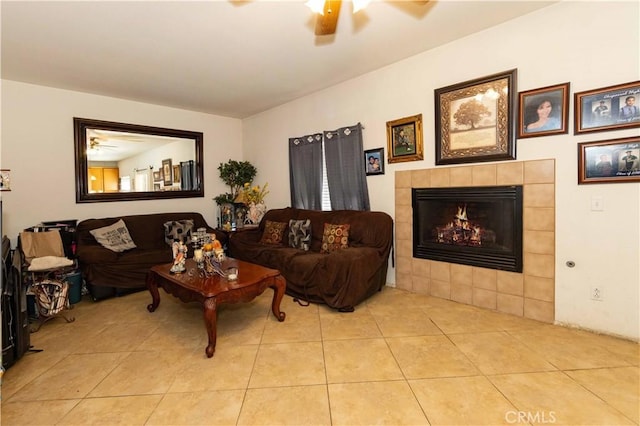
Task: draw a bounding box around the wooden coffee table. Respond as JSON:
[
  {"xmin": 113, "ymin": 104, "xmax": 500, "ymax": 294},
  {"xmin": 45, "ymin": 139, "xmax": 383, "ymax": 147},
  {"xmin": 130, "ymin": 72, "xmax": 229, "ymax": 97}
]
[{"xmin": 146, "ymin": 257, "xmax": 286, "ymax": 358}]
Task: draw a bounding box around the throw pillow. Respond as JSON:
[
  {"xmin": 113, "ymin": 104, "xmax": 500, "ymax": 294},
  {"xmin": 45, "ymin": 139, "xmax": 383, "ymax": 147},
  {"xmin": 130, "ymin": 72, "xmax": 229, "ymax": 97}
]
[
  {"xmin": 260, "ymin": 220, "xmax": 287, "ymax": 245},
  {"xmin": 163, "ymin": 219, "xmax": 195, "ymax": 246},
  {"xmin": 288, "ymin": 219, "xmax": 311, "ymax": 251},
  {"xmin": 89, "ymin": 219, "xmax": 137, "ymax": 253},
  {"xmin": 321, "ymin": 223, "xmax": 350, "ymax": 254}
]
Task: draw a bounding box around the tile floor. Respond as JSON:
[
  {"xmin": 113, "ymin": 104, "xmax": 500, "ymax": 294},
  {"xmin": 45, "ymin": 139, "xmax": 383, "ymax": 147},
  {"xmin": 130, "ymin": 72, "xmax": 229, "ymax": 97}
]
[{"xmin": 1, "ymin": 286, "xmax": 638, "ymax": 425}]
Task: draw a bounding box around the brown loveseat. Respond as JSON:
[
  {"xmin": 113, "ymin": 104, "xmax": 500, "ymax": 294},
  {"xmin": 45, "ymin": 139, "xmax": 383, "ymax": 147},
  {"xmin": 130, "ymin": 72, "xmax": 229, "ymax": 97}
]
[
  {"xmin": 76, "ymin": 212, "xmax": 225, "ymax": 301},
  {"xmin": 228, "ymin": 207, "xmax": 393, "ymax": 311}
]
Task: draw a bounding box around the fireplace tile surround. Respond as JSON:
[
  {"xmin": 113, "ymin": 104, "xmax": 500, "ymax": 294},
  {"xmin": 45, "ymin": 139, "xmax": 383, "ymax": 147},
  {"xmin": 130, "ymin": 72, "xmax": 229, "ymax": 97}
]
[{"xmin": 395, "ymin": 159, "xmax": 555, "ymax": 323}]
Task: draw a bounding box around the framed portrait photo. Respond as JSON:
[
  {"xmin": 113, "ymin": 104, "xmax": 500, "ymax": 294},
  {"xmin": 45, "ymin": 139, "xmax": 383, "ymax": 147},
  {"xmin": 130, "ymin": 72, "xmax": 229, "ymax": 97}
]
[
  {"xmin": 364, "ymin": 148, "xmax": 385, "ymax": 175},
  {"xmin": 386, "ymin": 114, "xmax": 423, "ymax": 163},
  {"xmin": 578, "ymin": 136, "xmax": 640, "ymax": 184},
  {"xmin": 0, "ymin": 169, "xmax": 11, "ymax": 191},
  {"xmin": 162, "ymin": 159, "xmax": 173, "ymax": 186},
  {"xmin": 575, "ymin": 81, "xmax": 640, "ymax": 134},
  {"xmin": 518, "ymin": 82, "xmax": 570, "ymax": 138},
  {"xmin": 435, "ymin": 69, "xmax": 517, "ymax": 165}
]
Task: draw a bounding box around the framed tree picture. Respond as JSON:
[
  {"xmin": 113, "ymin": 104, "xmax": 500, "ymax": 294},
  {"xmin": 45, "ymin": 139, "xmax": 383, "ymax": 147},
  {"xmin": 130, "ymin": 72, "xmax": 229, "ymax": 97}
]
[{"xmin": 435, "ymin": 69, "xmax": 517, "ymax": 165}]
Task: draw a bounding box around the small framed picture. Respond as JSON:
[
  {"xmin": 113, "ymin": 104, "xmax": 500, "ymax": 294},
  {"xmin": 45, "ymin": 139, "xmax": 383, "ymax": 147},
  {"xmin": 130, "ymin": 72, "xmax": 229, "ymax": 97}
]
[
  {"xmin": 518, "ymin": 82, "xmax": 570, "ymax": 138},
  {"xmin": 364, "ymin": 148, "xmax": 385, "ymax": 175},
  {"xmin": 173, "ymin": 164, "xmax": 181, "ymax": 183},
  {"xmin": 153, "ymin": 171, "xmax": 162, "ymax": 182},
  {"xmin": 575, "ymin": 81, "xmax": 640, "ymax": 134},
  {"xmin": 0, "ymin": 169, "xmax": 11, "ymax": 191},
  {"xmin": 162, "ymin": 159, "xmax": 173, "ymax": 186},
  {"xmin": 435, "ymin": 69, "xmax": 517, "ymax": 165},
  {"xmin": 386, "ymin": 114, "xmax": 423, "ymax": 163},
  {"xmin": 578, "ymin": 136, "xmax": 640, "ymax": 184}
]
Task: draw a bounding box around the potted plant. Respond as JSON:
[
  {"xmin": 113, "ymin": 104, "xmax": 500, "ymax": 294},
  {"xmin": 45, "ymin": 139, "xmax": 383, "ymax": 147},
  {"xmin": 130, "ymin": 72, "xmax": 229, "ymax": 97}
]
[{"xmin": 213, "ymin": 160, "xmax": 257, "ymax": 205}]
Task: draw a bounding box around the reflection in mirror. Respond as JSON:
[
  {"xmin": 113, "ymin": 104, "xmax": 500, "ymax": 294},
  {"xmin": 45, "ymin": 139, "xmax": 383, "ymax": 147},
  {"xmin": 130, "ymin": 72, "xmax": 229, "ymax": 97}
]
[{"xmin": 74, "ymin": 118, "xmax": 204, "ymax": 203}]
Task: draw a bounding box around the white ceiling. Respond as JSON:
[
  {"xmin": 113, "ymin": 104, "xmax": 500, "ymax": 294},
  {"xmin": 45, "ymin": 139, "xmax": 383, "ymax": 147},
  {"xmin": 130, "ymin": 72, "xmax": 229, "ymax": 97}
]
[{"xmin": 1, "ymin": 0, "xmax": 554, "ymax": 119}]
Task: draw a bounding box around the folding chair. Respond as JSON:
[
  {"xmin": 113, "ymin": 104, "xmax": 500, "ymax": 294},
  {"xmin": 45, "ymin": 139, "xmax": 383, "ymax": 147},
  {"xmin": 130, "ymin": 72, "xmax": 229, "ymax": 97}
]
[{"xmin": 19, "ymin": 230, "xmax": 76, "ymax": 332}]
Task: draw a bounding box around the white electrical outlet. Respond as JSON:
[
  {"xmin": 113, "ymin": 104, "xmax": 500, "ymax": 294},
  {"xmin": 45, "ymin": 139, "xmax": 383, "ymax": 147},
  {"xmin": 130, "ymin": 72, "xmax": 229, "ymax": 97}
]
[{"xmin": 591, "ymin": 286, "xmax": 604, "ymax": 301}]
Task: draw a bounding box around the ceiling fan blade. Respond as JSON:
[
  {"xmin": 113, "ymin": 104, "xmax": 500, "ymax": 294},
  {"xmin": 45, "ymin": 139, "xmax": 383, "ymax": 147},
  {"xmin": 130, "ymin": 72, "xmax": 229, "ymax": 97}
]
[{"xmin": 315, "ymin": 0, "xmax": 342, "ymax": 35}]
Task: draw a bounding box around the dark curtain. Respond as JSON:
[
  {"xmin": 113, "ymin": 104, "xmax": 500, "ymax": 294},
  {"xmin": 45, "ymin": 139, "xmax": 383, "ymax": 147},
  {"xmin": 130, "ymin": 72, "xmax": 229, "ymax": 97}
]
[
  {"xmin": 289, "ymin": 133, "xmax": 324, "ymax": 210},
  {"xmin": 324, "ymin": 123, "xmax": 370, "ymax": 211}
]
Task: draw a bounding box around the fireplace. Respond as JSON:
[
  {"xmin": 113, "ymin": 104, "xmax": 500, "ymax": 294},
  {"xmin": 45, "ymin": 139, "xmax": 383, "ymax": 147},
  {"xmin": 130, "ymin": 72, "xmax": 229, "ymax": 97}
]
[{"xmin": 412, "ymin": 185, "xmax": 523, "ymax": 272}]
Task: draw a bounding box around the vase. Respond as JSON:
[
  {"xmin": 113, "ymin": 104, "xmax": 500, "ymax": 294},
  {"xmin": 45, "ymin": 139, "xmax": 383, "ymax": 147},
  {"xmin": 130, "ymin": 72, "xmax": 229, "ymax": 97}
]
[{"xmin": 246, "ymin": 202, "xmax": 267, "ymax": 225}]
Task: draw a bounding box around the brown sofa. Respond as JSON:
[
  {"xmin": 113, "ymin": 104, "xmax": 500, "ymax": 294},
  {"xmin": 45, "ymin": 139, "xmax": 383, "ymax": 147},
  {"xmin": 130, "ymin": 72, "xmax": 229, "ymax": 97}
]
[
  {"xmin": 228, "ymin": 207, "xmax": 393, "ymax": 311},
  {"xmin": 76, "ymin": 212, "xmax": 225, "ymax": 301}
]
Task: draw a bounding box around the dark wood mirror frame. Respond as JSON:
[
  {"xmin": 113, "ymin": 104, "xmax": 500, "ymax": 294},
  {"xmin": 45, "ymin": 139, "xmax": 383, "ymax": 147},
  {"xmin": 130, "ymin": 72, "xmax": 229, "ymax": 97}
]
[{"xmin": 74, "ymin": 117, "xmax": 204, "ymax": 203}]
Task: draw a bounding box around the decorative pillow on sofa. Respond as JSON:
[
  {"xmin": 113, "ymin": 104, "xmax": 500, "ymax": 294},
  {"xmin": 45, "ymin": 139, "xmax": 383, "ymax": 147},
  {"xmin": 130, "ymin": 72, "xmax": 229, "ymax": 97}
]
[
  {"xmin": 321, "ymin": 223, "xmax": 350, "ymax": 254},
  {"xmin": 89, "ymin": 219, "xmax": 137, "ymax": 253},
  {"xmin": 163, "ymin": 219, "xmax": 195, "ymax": 246},
  {"xmin": 260, "ymin": 220, "xmax": 287, "ymax": 245},
  {"xmin": 288, "ymin": 219, "xmax": 311, "ymax": 251}
]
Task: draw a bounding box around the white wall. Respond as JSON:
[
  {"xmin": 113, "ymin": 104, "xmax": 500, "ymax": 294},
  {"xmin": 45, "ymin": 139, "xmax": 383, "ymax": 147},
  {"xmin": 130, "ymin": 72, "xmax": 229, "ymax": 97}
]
[
  {"xmin": 0, "ymin": 81, "xmax": 243, "ymax": 242},
  {"xmin": 242, "ymin": 2, "xmax": 640, "ymax": 340}
]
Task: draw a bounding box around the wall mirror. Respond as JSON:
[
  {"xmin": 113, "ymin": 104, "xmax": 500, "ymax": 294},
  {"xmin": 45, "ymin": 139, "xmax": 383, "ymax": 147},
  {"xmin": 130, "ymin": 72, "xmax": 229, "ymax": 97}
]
[{"xmin": 74, "ymin": 117, "xmax": 204, "ymax": 203}]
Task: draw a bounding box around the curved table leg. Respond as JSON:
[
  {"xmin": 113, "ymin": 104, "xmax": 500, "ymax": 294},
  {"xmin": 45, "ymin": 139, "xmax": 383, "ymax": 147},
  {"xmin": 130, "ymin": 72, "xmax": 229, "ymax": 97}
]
[
  {"xmin": 269, "ymin": 275, "xmax": 286, "ymax": 322},
  {"xmin": 203, "ymin": 297, "xmax": 218, "ymax": 358},
  {"xmin": 147, "ymin": 274, "xmax": 161, "ymax": 312}
]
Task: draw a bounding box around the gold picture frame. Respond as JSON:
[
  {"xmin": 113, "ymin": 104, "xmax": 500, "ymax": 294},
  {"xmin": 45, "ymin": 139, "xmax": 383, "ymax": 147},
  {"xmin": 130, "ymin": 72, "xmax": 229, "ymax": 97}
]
[
  {"xmin": 386, "ymin": 114, "xmax": 423, "ymax": 163},
  {"xmin": 435, "ymin": 69, "xmax": 517, "ymax": 165}
]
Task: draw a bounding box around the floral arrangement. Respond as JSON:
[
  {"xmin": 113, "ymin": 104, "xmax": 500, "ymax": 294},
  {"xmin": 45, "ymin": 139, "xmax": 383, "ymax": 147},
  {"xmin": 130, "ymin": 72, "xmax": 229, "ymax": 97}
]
[{"xmin": 242, "ymin": 182, "xmax": 269, "ymax": 204}]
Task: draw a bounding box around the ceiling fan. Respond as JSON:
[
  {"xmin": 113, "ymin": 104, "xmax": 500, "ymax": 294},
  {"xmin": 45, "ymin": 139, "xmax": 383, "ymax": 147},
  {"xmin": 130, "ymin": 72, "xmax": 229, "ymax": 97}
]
[
  {"xmin": 306, "ymin": 0, "xmax": 429, "ymax": 36},
  {"xmin": 88, "ymin": 137, "xmax": 117, "ymax": 151}
]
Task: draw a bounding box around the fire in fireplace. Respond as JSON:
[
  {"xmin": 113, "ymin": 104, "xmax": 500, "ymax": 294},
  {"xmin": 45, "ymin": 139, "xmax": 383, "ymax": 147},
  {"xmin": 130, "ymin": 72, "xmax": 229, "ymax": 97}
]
[{"xmin": 412, "ymin": 186, "xmax": 523, "ymax": 272}]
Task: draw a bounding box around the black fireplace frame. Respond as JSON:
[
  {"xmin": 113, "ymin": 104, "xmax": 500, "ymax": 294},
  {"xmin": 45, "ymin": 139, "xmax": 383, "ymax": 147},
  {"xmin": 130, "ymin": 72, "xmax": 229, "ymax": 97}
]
[{"xmin": 412, "ymin": 185, "xmax": 523, "ymax": 272}]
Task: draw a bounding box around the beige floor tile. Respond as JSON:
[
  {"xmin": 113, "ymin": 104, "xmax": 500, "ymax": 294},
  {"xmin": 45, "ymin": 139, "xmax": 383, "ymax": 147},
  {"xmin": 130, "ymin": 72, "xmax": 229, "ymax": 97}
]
[
  {"xmin": 566, "ymin": 366, "xmax": 639, "ymax": 423},
  {"xmin": 3, "ymin": 284, "xmax": 637, "ymax": 426},
  {"xmin": 490, "ymin": 371, "xmax": 635, "ymax": 425},
  {"xmin": 8, "ymin": 352, "xmax": 130, "ymax": 402},
  {"xmin": 146, "ymin": 390, "xmax": 245, "ymax": 425},
  {"xmin": 387, "ymin": 335, "xmax": 480, "ymax": 379},
  {"xmin": 410, "ymin": 376, "xmax": 517, "ymax": 425},
  {"xmin": 1, "ymin": 349, "xmax": 68, "ymax": 401},
  {"xmin": 237, "ymin": 385, "xmax": 331, "ymax": 425},
  {"xmin": 0, "ymin": 399, "xmax": 80, "ymax": 425},
  {"xmin": 169, "ymin": 345, "xmax": 259, "ymax": 392},
  {"xmin": 73, "ymin": 321, "xmax": 161, "ymax": 353},
  {"xmin": 449, "ymin": 331, "xmax": 556, "ymax": 375},
  {"xmin": 319, "ymin": 311, "xmax": 382, "ymax": 340},
  {"xmin": 510, "ymin": 326, "xmax": 634, "ymax": 369},
  {"xmin": 261, "ymin": 313, "xmax": 321, "ymax": 344},
  {"xmin": 428, "ymin": 306, "xmax": 507, "ymax": 334},
  {"xmin": 372, "ymin": 308, "xmax": 443, "ymax": 337},
  {"xmin": 58, "ymin": 394, "xmax": 163, "ymax": 425},
  {"xmin": 248, "ymin": 341, "xmax": 326, "ymax": 388},
  {"xmin": 88, "ymin": 349, "xmax": 190, "ymax": 397},
  {"xmin": 329, "ymin": 381, "xmax": 429, "ymax": 425},
  {"xmin": 324, "ymin": 338, "xmax": 403, "ymax": 383}
]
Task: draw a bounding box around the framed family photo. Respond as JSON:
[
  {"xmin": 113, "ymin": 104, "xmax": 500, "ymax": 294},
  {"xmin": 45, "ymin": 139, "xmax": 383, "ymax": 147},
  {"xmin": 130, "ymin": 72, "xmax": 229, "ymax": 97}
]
[
  {"xmin": 578, "ymin": 136, "xmax": 640, "ymax": 184},
  {"xmin": 435, "ymin": 69, "xmax": 517, "ymax": 165},
  {"xmin": 364, "ymin": 148, "xmax": 385, "ymax": 175},
  {"xmin": 386, "ymin": 114, "xmax": 423, "ymax": 163},
  {"xmin": 575, "ymin": 81, "xmax": 640, "ymax": 134},
  {"xmin": 162, "ymin": 159, "xmax": 173, "ymax": 186},
  {"xmin": 518, "ymin": 82, "xmax": 570, "ymax": 138}
]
